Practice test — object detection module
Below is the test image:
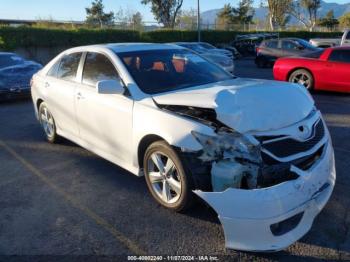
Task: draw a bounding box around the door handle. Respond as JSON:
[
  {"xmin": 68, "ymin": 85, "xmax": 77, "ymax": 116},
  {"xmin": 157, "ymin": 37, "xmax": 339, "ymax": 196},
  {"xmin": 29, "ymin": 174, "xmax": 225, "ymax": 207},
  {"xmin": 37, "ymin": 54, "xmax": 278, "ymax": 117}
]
[
  {"xmin": 77, "ymin": 92, "xmax": 85, "ymax": 100},
  {"xmin": 45, "ymin": 82, "xmax": 50, "ymax": 88}
]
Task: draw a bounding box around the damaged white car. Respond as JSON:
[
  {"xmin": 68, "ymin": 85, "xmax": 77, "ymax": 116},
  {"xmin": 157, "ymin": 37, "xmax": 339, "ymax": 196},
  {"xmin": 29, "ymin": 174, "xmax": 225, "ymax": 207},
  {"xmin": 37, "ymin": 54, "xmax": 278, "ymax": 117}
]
[{"xmin": 31, "ymin": 43, "xmax": 336, "ymax": 252}]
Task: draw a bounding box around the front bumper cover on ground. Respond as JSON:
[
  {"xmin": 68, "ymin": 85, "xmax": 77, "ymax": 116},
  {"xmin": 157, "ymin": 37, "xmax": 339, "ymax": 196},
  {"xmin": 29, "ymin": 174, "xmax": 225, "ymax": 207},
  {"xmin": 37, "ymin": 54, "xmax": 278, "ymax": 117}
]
[{"xmin": 195, "ymin": 139, "xmax": 335, "ymax": 252}]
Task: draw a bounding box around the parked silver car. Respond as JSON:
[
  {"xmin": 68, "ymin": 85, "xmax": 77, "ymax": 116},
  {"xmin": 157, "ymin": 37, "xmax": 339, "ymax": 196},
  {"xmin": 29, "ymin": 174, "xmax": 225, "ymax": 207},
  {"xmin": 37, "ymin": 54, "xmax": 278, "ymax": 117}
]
[{"xmin": 174, "ymin": 42, "xmax": 234, "ymax": 74}]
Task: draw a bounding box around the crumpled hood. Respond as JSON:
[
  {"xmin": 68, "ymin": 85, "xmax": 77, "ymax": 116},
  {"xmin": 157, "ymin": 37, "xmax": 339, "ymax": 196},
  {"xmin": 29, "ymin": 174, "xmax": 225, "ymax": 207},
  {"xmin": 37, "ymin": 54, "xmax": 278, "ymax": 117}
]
[{"xmin": 152, "ymin": 78, "xmax": 315, "ymax": 133}]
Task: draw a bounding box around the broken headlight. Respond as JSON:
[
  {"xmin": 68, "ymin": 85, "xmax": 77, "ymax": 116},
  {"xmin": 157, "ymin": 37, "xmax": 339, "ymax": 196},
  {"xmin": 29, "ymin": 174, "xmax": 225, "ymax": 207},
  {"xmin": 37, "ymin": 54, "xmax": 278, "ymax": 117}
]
[
  {"xmin": 191, "ymin": 130, "xmax": 261, "ymax": 163},
  {"xmin": 191, "ymin": 131, "xmax": 263, "ymax": 190}
]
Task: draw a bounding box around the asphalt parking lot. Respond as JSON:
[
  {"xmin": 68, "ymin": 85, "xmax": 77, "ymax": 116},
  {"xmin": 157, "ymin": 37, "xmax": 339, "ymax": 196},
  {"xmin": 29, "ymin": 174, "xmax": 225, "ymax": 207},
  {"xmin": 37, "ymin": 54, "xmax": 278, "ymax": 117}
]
[{"xmin": 0, "ymin": 58, "xmax": 349, "ymax": 261}]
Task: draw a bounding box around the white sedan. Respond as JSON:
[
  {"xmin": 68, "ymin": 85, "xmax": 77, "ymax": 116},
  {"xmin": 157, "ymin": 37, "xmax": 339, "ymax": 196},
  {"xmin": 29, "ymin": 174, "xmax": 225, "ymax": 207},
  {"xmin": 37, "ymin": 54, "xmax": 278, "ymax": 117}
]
[{"xmin": 31, "ymin": 43, "xmax": 335, "ymax": 252}]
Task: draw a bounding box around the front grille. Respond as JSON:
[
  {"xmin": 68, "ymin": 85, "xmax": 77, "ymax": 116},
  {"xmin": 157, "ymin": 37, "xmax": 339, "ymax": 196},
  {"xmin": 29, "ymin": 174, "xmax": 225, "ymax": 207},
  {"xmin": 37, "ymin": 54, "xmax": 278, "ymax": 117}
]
[{"xmin": 262, "ymin": 119, "xmax": 325, "ymax": 158}]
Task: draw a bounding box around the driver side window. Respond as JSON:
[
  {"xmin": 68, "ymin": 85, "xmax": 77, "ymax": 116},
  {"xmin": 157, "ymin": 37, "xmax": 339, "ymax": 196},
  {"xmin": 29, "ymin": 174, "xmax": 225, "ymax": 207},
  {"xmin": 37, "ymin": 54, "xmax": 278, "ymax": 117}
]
[{"xmin": 82, "ymin": 52, "xmax": 120, "ymax": 87}]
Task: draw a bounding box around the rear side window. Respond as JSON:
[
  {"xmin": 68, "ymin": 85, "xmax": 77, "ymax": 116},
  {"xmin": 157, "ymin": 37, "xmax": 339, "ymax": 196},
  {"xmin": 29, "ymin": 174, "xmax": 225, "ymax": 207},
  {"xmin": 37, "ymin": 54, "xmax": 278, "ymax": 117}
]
[
  {"xmin": 347, "ymin": 32, "xmax": 350, "ymax": 40},
  {"xmin": 57, "ymin": 53, "xmax": 82, "ymax": 81},
  {"xmin": 265, "ymin": 40, "xmax": 278, "ymax": 48},
  {"xmin": 282, "ymin": 41, "xmax": 298, "ymax": 50},
  {"xmin": 82, "ymin": 52, "xmax": 119, "ymax": 86},
  {"xmin": 329, "ymin": 50, "xmax": 350, "ymax": 63}
]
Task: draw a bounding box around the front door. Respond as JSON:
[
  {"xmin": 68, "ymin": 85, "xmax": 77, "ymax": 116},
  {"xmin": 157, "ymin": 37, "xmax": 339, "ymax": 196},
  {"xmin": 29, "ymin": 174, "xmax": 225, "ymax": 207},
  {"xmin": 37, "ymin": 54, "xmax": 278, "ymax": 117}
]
[{"xmin": 75, "ymin": 52, "xmax": 134, "ymax": 162}]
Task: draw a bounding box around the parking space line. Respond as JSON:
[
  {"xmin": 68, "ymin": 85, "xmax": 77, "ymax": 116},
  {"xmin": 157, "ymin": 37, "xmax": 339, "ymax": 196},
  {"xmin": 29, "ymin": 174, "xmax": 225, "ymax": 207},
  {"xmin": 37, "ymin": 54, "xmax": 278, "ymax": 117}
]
[{"xmin": 0, "ymin": 140, "xmax": 146, "ymax": 256}]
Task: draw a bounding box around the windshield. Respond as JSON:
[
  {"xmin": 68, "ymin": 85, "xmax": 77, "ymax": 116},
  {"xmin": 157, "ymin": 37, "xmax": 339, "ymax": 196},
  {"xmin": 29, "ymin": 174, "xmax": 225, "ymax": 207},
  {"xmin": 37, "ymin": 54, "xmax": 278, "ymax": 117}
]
[
  {"xmin": 117, "ymin": 49, "xmax": 233, "ymax": 95},
  {"xmin": 0, "ymin": 54, "xmax": 24, "ymax": 69},
  {"xmin": 296, "ymin": 39, "xmax": 319, "ymax": 50}
]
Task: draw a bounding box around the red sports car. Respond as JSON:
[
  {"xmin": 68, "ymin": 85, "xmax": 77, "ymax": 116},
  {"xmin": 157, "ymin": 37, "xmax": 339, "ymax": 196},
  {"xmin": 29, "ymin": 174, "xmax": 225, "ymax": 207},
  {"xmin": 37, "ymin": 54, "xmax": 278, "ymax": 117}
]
[{"xmin": 273, "ymin": 47, "xmax": 350, "ymax": 92}]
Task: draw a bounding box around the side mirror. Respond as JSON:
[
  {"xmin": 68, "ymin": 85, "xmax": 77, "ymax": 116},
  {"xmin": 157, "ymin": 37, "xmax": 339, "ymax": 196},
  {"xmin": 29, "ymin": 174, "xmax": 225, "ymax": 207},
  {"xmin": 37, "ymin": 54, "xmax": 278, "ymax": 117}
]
[
  {"xmin": 96, "ymin": 80, "xmax": 124, "ymax": 95},
  {"xmin": 296, "ymin": 45, "xmax": 304, "ymax": 50}
]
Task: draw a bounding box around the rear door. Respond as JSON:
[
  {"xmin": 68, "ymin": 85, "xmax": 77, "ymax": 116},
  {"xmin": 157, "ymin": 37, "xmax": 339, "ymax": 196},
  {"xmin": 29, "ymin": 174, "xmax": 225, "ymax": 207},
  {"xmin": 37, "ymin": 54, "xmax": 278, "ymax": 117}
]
[
  {"xmin": 324, "ymin": 49, "xmax": 350, "ymax": 91},
  {"xmin": 45, "ymin": 52, "xmax": 82, "ymax": 138}
]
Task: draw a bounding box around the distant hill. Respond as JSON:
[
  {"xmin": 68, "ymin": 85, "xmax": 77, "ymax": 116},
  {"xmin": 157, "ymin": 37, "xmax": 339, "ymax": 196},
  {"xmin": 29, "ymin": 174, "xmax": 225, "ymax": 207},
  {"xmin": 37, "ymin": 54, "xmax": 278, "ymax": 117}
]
[{"xmin": 201, "ymin": 0, "xmax": 350, "ymax": 26}]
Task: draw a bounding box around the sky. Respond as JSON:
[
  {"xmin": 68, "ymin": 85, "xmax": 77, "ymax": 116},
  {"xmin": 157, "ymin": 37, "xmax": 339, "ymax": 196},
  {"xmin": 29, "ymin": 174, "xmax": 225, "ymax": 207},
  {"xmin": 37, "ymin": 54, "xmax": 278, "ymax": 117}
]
[{"xmin": 0, "ymin": 0, "xmax": 349, "ymax": 23}]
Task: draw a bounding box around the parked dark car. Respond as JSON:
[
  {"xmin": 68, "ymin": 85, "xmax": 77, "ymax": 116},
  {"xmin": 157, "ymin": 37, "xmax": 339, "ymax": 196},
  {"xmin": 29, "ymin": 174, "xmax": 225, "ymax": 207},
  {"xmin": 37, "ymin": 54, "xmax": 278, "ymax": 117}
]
[
  {"xmin": 255, "ymin": 38, "xmax": 321, "ymax": 68},
  {"xmin": 233, "ymin": 33, "xmax": 278, "ymax": 56},
  {"xmin": 0, "ymin": 53, "xmax": 42, "ymax": 101}
]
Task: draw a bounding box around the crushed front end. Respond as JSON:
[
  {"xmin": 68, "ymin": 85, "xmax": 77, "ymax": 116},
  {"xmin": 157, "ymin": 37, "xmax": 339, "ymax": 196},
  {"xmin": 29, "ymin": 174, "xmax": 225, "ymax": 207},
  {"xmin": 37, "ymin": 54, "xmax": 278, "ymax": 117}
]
[{"xmin": 189, "ymin": 109, "xmax": 335, "ymax": 251}]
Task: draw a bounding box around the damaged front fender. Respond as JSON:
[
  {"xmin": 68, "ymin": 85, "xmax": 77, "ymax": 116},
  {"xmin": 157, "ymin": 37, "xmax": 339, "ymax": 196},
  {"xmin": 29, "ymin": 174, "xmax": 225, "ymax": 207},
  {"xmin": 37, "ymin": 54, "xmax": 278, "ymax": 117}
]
[{"xmin": 194, "ymin": 140, "xmax": 336, "ymax": 251}]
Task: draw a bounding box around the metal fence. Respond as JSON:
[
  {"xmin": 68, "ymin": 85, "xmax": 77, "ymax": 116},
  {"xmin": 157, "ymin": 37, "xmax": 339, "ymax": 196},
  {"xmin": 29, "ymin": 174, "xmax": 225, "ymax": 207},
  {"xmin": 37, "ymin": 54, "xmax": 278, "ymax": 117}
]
[{"xmin": 0, "ymin": 18, "xmax": 346, "ymax": 32}]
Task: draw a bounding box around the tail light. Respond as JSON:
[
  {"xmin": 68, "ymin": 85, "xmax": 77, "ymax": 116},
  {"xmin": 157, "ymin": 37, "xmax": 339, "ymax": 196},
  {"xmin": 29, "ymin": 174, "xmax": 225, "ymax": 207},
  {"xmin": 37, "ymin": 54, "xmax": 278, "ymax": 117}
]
[{"xmin": 256, "ymin": 47, "xmax": 261, "ymax": 53}]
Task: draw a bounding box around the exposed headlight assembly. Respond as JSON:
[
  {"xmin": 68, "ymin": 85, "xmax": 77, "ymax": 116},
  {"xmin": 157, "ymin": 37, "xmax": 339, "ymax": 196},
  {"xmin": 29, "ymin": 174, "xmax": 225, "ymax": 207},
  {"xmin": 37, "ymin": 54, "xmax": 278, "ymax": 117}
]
[{"xmin": 191, "ymin": 130, "xmax": 261, "ymax": 163}]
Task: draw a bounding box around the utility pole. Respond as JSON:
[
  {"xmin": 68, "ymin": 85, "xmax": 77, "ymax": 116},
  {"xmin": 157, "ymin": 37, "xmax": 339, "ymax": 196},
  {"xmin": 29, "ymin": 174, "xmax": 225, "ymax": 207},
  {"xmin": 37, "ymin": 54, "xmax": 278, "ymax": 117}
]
[{"xmin": 197, "ymin": 0, "xmax": 201, "ymax": 42}]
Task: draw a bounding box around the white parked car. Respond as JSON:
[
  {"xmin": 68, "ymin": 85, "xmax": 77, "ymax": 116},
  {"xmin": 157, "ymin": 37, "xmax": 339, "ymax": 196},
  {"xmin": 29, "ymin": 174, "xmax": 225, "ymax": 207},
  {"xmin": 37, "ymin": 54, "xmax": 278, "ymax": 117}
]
[
  {"xmin": 31, "ymin": 43, "xmax": 336, "ymax": 252},
  {"xmin": 309, "ymin": 29, "xmax": 350, "ymax": 48}
]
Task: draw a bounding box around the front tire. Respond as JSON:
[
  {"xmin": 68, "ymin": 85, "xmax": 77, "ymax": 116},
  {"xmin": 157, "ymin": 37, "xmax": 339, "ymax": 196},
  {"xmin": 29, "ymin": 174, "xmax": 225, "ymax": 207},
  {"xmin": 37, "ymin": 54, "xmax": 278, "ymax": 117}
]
[
  {"xmin": 143, "ymin": 141, "xmax": 193, "ymax": 212},
  {"xmin": 38, "ymin": 102, "xmax": 58, "ymax": 143},
  {"xmin": 289, "ymin": 69, "xmax": 314, "ymax": 90}
]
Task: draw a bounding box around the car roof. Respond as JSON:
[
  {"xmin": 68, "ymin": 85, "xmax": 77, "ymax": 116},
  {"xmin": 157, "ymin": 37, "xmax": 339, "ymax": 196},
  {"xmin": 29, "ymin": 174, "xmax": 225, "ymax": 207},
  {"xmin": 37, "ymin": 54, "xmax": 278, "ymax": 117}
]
[
  {"xmin": 106, "ymin": 43, "xmax": 184, "ymax": 53},
  {"xmin": 63, "ymin": 43, "xmax": 185, "ymax": 54},
  {"xmin": 329, "ymin": 46, "xmax": 350, "ymax": 51}
]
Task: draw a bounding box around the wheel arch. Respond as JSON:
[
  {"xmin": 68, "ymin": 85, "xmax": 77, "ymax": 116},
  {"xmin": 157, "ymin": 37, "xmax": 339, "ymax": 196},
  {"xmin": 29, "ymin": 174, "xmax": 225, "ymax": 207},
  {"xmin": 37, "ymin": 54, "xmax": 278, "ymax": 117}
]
[
  {"xmin": 137, "ymin": 134, "xmax": 168, "ymax": 169},
  {"xmin": 36, "ymin": 98, "xmax": 44, "ymax": 111}
]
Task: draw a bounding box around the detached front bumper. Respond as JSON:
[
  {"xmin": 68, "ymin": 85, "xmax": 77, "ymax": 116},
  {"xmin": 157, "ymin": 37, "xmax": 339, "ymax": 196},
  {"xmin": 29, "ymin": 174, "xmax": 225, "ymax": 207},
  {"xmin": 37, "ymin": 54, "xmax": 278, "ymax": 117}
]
[{"xmin": 195, "ymin": 139, "xmax": 335, "ymax": 252}]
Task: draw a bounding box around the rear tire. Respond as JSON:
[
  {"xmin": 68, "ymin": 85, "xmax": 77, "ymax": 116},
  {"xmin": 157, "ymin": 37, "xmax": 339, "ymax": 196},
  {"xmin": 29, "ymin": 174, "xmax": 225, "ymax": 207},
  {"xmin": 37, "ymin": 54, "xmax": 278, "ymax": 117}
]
[
  {"xmin": 143, "ymin": 141, "xmax": 194, "ymax": 212},
  {"xmin": 289, "ymin": 69, "xmax": 314, "ymax": 91},
  {"xmin": 38, "ymin": 102, "xmax": 59, "ymax": 143}
]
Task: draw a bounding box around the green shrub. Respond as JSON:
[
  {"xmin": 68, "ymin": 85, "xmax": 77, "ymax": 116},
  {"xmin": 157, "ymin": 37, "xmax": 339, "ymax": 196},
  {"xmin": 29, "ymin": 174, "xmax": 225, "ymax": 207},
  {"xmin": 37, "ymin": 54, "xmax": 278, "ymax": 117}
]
[
  {"xmin": 0, "ymin": 36, "xmax": 4, "ymax": 50},
  {"xmin": 0, "ymin": 26, "xmax": 142, "ymax": 50},
  {"xmin": 0, "ymin": 26, "xmax": 343, "ymax": 50}
]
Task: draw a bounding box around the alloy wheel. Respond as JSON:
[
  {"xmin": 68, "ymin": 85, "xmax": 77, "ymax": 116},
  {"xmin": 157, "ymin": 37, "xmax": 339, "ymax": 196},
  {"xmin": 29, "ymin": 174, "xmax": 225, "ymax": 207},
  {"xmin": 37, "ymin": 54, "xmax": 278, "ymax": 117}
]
[
  {"xmin": 40, "ymin": 106, "xmax": 55, "ymax": 138},
  {"xmin": 291, "ymin": 72, "xmax": 312, "ymax": 89},
  {"xmin": 146, "ymin": 152, "xmax": 182, "ymax": 204}
]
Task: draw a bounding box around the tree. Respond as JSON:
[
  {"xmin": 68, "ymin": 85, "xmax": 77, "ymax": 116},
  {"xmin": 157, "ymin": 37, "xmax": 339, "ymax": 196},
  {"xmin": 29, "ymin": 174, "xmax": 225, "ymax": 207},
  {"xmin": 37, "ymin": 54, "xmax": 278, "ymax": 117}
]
[
  {"xmin": 300, "ymin": 0, "xmax": 321, "ymax": 31},
  {"xmin": 266, "ymin": 0, "xmax": 293, "ymax": 31},
  {"xmin": 318, "ymin": 10, "xmax": 339, "ymax": 31},
  {"xmin": 177, "ymin": 9, "xmax": 197, "ymax": 30},
  {"xmin": 232, "ymin": 0, "xmax": 255, "ymax": 24},
  {"xmin": 141, "ymin": 0, "xmax": 184, "ymax": 29},
  {"xmin": 216, "ymin": 4, "xmax": 235, "ymax": 30},
  {"xmin": 85, "ymin": 0, "xmax": 114, "ymax": 28},
  {"xmin": 131, "ymin": 12, "xmax": 144, "ymax": 31},
  {"xmin": 339, "ymin": 13, "xmax": 350, "ymax": 28}
]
